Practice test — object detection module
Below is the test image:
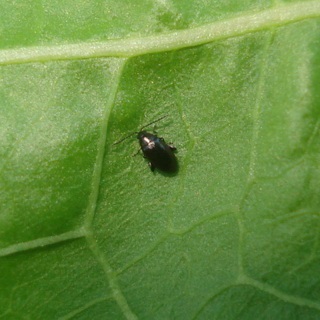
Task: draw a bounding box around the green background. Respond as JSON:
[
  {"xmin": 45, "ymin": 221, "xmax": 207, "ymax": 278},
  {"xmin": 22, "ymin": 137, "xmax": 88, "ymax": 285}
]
[{"xmin": 0, "ymin": 1, "xmax": 320, "ymax": 319}]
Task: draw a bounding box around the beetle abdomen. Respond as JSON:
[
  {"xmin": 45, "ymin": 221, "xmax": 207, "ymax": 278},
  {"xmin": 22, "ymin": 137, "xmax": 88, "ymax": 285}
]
[{"xmin": 143, "ymin": 144, "xmax": 178, "ymax": 173}]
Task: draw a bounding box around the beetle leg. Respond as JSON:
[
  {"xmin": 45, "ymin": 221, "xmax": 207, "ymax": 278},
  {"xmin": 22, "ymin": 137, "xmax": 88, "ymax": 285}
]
[
  {"xmin": 148, "ymin": 162, "xmax": 155, "ymax": 172},
  {"xmin": 159, "ymin": 137, "xmax": 176, "ymax": 151}
]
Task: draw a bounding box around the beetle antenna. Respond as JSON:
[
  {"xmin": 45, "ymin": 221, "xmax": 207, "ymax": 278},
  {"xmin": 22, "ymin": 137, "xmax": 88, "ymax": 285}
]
[
  {"xmin": 113, "ymin": 115, "xmax": 167, "ymax": 145},
  {"xmin": 139, "ymin": 115, "xmax": 168, "ymax": 131},
  {"xmin": 112, "ymin": 132, "xmax": 137, "ymax": 145}
]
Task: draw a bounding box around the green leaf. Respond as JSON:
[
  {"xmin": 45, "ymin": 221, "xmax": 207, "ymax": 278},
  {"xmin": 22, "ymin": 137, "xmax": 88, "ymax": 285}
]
[{"xmin": 1, "ymin": 1, "xmax": 320, "ymax": 319}]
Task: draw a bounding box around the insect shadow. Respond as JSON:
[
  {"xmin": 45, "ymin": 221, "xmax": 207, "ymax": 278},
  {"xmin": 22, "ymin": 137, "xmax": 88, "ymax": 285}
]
[{"xmin": 113, "ymin": 115, "xmax": 179, "ymax": 176}]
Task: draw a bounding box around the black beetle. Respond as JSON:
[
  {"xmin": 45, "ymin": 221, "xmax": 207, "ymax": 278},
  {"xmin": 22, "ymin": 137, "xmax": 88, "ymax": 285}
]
[{"xmin": 113, "ymin": 116, "xmax": 178, "ymax": 174}]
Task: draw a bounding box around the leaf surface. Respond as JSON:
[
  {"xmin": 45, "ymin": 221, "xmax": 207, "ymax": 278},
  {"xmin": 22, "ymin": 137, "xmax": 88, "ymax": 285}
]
[{"xmin": 0, "ymin": 1, "xmax": 320, "ymax": 319}]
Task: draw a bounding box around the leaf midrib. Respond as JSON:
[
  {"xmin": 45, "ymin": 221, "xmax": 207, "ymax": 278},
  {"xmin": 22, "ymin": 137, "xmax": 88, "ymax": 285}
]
[{"xmin": 0, "ymin": 0, "xmax": 319, "ymax": 65}]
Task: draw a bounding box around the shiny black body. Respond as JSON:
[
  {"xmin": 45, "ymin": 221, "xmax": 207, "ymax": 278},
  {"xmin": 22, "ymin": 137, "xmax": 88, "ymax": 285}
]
[{"xmin": 137, "ymin": 131, "xmax": 178, "ymax": 173}]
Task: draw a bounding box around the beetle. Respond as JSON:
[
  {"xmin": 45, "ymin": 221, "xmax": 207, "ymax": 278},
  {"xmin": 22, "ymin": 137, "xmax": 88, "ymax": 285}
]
[{"xmin": 113, "ymin": 115, "xmax": 178, "ymax": 174}]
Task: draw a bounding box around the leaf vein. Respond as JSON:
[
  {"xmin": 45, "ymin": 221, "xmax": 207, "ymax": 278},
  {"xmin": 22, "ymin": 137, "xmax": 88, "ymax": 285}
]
[
  {"xmin": 237, "ymin": 31, "xmax": 274, "ymax": 275},
  {"xmin": 240, "ymin": 275, "xmax": 320, "ymax": 311},
  {"xmin": 86, "ymin": 232, "xmax": 138, "ymax": 320},
  {"xmin": 59, "ymin": 296, "xmax": 112, "ymax": 320},
  {"xmin": 1, "ymin": 1, "xmax": 320, "ymax": 65},
  {"xmin": 0, "ymin": 229, "xmax": 86, "ymax": 257},
  {"xmin": 83, "ymin": 59, "xmax": 127, "ymax": 231}
]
